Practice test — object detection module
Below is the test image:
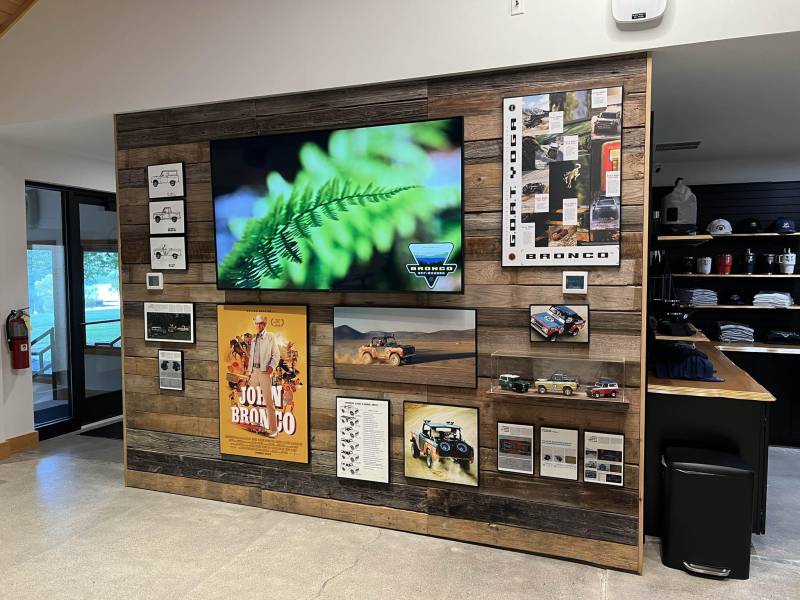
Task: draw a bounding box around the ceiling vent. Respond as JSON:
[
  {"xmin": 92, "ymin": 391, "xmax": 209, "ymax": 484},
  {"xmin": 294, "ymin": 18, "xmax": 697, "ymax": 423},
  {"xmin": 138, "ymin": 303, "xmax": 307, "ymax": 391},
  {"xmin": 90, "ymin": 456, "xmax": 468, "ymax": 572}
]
[{"xmin": 655, "ymin": 140, "xmax": 702, "ymax": 152}]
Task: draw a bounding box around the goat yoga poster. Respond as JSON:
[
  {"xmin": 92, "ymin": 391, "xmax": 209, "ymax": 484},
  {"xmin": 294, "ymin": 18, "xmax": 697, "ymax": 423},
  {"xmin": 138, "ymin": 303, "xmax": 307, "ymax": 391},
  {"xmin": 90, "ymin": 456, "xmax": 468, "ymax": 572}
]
[{"xmin": 217, "ymin": 305, "xmax": 309, "ymax": 463}]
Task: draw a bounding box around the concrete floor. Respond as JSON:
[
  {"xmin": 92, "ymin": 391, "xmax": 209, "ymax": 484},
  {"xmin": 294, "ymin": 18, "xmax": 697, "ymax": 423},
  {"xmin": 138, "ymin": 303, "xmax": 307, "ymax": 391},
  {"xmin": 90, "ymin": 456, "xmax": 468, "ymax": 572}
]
[{"xmin": 1, "ymin": 436, "xmax": 798, "ymax": 600}]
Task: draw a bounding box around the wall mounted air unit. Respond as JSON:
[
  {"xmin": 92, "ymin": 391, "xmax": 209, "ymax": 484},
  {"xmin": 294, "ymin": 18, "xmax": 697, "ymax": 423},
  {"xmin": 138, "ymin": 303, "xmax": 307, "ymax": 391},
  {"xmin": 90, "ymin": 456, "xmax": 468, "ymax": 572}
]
[{"xmin": 612, "ymin": 0, "xmax": 667, "ymax": 26}]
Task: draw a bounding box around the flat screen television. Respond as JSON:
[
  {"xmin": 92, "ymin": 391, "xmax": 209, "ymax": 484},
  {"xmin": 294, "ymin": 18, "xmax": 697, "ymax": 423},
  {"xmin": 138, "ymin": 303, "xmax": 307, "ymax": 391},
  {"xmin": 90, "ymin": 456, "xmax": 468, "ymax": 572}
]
[{"xmin": 211, "ymin": 117, "xmax": 464, "ymax": 292}]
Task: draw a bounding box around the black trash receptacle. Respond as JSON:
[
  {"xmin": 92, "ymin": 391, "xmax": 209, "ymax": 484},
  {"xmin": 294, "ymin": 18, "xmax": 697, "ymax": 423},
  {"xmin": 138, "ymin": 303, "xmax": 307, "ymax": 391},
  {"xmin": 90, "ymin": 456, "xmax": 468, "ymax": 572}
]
[{"xmin": 661, "ymin": 447, "xmax": 754, "ymax": 580}]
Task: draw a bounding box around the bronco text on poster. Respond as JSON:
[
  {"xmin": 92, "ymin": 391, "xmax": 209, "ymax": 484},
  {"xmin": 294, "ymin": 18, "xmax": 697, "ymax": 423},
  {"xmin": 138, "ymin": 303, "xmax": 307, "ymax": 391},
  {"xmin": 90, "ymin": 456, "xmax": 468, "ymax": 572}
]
[{"xmin": 217, "ymin": 305, "xmax": 309, "ymax": 463}]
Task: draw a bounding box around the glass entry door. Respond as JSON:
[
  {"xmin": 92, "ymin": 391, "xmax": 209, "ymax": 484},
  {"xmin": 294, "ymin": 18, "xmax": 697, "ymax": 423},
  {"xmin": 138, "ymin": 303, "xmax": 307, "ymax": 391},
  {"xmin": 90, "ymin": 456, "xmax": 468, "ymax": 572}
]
[{"xmin": 25, "ymin": 184, "xmax": 121, "ymax": 438}]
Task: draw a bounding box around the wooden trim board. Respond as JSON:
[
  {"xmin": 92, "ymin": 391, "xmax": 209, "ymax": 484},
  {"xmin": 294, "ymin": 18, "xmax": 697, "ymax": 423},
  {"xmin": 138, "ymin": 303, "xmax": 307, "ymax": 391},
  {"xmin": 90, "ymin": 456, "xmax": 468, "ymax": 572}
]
[
  {"xmin": 0, "ymin": 430, "xmax": 39, "ymax": 460},
  {"xmin": 126, "ymin": 469, "xmax": 640, "ymax": 571}
]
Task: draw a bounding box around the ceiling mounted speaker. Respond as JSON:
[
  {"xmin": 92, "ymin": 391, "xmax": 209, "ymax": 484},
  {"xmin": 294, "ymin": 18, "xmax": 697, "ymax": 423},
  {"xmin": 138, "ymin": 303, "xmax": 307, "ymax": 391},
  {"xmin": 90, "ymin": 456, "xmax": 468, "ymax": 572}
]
[{"xmin": 612, "ymin": 0, "xmax": 667, "ymax": 26}]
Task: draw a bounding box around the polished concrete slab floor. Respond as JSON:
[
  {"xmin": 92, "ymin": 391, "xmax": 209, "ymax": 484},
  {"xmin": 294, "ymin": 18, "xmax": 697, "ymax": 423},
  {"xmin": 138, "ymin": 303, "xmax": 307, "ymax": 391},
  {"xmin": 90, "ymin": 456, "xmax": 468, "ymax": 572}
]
[{"xmin": 1, "ymin": 435, "xmax": 798, "ymax": 599}]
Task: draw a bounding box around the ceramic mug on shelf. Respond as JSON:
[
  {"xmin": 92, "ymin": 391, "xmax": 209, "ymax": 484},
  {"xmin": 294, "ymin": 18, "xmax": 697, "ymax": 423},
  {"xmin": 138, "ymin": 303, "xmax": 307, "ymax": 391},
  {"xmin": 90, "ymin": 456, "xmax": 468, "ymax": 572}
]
[
  {"xmin": 715, "ymin": 253, "xmax": 733, "ymax": 275},
  {"xmin": 696, "ymin": 256, "xmax": 712, "ymax": 274},
  {"xmin": 778, "ymin": 250, "xmax": 796, "ymax": 274}
]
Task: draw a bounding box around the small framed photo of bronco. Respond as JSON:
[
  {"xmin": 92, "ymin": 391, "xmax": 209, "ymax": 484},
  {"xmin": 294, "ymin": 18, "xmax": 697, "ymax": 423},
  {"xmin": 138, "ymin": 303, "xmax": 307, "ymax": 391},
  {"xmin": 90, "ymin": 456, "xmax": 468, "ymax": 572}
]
[
  {"xmin": 529, "ymin": 304, "xmax": 589, "ymax": 344},
  {"xmin": 404, "ymin": 401, "xmax": 478, "ymax": 487}
]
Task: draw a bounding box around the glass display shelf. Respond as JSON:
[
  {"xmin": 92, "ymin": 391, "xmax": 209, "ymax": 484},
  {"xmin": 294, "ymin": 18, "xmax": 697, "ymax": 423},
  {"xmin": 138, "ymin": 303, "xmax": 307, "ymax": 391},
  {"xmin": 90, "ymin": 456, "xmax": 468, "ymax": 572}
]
[{"xmin": 489, "ymin": 352, "xmax": 629, "ymax": 411}]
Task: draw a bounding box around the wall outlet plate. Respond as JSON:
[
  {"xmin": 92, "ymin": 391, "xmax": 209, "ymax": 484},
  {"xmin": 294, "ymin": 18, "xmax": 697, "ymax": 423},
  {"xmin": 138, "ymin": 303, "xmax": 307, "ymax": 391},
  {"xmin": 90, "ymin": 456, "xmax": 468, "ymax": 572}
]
[
  {"xmin": 146, "ymin": 272, "xmax": 164, "ymax": 290},
  {"xmin": 510, "ymin": 0, "xmax": 524, "ymax": 15}
]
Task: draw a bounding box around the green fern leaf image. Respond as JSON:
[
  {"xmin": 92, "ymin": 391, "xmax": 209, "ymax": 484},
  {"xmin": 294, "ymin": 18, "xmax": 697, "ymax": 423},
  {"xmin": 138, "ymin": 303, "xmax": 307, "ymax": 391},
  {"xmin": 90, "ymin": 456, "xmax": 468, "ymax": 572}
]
[{"xmin": 219, "ymin": 179, "xmax": 415, "ymax": 286}]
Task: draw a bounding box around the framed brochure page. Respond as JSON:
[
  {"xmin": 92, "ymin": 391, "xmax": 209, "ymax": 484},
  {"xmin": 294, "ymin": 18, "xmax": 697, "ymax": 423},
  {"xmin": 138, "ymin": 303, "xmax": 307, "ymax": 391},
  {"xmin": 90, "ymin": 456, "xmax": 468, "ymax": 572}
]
[
  {"xmin": 336, "ymin": 396, "xmax": 390, "ymax": 484},
  {"xmin": 497, "ymin": 422, "xmax": 534, "ymax": 475}
]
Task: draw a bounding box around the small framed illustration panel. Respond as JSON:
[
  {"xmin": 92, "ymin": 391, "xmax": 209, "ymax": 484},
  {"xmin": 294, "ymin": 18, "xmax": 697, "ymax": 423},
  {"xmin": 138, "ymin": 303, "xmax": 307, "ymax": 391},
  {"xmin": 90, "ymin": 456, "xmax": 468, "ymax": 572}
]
[
  {"xmin": 336, "ymin": 396, "xmax": 390, "ymax": 484},
  {"xmin": 150, "ymin": 199, "xmax": 186, "ymax": 235},
  {"xmin": 584, "ymin": 431, "xmax": 624, "ymax": 486},
  {"xmin": 150, "ymin": 236, "xmax": 187, "ymax": 270},
  {"xmin": 562, "ymin": 271, "xmax": 588, "ymax": 294},
  {"xmin": 158, "ymin": 349, "xmax": 184, "ymax": 391},
  {"xmin": 403, "ymin": 401, "xmax": 479, "ymax": 487},
  {"xmin": 148, "ymin": 162, "xmax": 185, "ymax": 198},
  {"xmin": 144, "ymin": 302, "xmax": 195, "ymax": 344},
  {"xmin": 497, "ymin": 422, "xmax": 534, "ymax": 475},
  {"xmin": 529, "ymin": 304, "xmax": 589, "ymax": 343},
  {"xmin": 539, "ymin": 426, "xmax": 579, "ymax": 480}
]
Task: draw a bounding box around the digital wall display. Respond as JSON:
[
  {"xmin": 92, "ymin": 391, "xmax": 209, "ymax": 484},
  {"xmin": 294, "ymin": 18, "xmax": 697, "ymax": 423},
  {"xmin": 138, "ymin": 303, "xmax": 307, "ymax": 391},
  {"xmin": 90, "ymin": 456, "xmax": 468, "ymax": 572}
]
[{"xmin": 211, "ymin": 118, "xmax": 464, "ymax": 292}]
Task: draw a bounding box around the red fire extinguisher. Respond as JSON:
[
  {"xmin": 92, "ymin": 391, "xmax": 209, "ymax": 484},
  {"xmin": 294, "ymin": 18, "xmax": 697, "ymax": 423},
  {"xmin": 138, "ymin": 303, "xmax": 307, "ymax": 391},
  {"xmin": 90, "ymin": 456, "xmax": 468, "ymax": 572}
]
[{"xmin": 6, "ymin": 308, "xmax": 31, "ymax": 370}]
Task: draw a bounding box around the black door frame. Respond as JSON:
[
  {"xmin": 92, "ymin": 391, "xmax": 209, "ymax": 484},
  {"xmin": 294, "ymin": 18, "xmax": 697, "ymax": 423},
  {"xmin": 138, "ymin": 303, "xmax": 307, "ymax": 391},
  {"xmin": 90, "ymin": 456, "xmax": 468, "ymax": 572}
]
[{"xmin": 27, "ymin": 181, "xmax": 121, "ymax": 440}]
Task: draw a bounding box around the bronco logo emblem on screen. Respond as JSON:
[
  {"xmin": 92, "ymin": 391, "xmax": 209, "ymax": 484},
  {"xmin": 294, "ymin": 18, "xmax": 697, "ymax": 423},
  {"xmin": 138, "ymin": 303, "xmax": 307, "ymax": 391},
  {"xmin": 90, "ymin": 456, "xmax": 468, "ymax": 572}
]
[{"xmin": 406, "ymin": 243, "xmax": 458, "ymax": 289}]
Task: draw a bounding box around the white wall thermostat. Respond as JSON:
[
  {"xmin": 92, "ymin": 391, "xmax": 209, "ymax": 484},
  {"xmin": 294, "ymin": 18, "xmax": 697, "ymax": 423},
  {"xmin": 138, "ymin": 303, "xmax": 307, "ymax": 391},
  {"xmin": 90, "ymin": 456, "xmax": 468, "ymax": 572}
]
[
  {"xmin": 146, "ymin": 272, "xmax": 164, "ymax": 290},
  {"xmin": 562, "ymin": 271, "xmax": 588, "ymax": 295},
  {"xmin": 612, "ymin": 0, "xmax": 667, "ymax": 25}
]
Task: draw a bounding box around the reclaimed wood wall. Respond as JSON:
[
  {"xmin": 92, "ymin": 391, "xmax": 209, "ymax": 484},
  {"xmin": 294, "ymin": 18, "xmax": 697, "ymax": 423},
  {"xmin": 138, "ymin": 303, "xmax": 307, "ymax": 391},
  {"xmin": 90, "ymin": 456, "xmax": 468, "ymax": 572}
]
[{"xmin": 116, "ymin": 53, "xmax": 651, "ymax": 572}]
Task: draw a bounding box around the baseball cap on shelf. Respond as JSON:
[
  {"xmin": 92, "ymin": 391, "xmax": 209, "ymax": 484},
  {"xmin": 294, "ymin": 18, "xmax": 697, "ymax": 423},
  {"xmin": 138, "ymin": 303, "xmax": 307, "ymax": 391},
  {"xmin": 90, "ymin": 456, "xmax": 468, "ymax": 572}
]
[
  {"xmin": 254, "ymin": 315, "xmax": 266, "ymax": 324},
  {"xmin": 771, "ymin": 217, "xmax": 796, "ymax": 234},
  {"xmin": 734, "ymin": 217, "xmax": 761, "ymax": 234},
  {"xmin": 706, "ymin": 218, "xmax": 732, "ymax": 236}
]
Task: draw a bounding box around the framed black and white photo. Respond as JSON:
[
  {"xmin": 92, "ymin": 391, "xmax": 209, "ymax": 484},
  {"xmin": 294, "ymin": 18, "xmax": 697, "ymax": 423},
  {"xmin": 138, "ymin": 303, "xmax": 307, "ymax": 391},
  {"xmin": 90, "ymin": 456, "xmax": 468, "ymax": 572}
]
[
  {"xmin": 149, "ymin": 199, "xmax": 186, "ymax": 235},
  {"xmin": 147, "ymin": 162, "xmax": 185, "ymax": 199},
  {"xmin": 150, "ymin": 236, "xmax": 187, "ymax": 270},
  {"xmin": 584, "ymin": 431, "xmax": 624, "ymax": 486},
  {"xmin": 158, "ymin": 349, "xmax": 184, "ymax": 391},
  {"xmin": 144, "ymin": 302, "xmax": 195, "ymax": 344},
  {"xmin": 540, "ymin": 426, "xmax": 579, "ymax": 481},
  {"xmin": 336, "ymin": 396, "xmax": 390, "ymax": 484},
  {"xmin": 562, "ymin": 271, "xmax": 588, "ymax": 294},
  {"xmin": 497, "ymin": 422, "xmax": 534, "ymax": 475}
]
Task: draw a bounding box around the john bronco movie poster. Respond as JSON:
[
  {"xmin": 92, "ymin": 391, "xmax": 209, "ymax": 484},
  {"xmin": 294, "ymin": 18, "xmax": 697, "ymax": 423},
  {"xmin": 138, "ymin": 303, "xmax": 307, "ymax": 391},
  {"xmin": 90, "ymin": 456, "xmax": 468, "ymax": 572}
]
[{"xmin": 217, "ymin": 305, "xmax": 309, "ymax": 463}]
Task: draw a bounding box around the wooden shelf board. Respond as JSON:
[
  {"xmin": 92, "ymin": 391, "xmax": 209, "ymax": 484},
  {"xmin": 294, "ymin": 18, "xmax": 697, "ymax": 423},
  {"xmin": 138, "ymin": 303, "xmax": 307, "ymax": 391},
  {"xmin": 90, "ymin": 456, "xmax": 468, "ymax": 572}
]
[
  {"xmin": 716, "ymin": 342, "xmax": 800, "ymax": 355},
  {"xmin": 487, "ymin": 389, "xmax": 629, "ymax": 411},
  {"xmin": 648, "ymin": 341, "xmax": 775, "ymax": 402},
  {"xmin": 654, "ymin": 329, "xmax": 710, "ymax": 343},
  {"xmin": 673, "ymin": 273, "xmax": 800, "ymax": 278},
  {"xmin": 658, "ymin": 232, "xmax": 800, "ymax": 242},
  {"xmin": 687, "ymin": 305, "xmax": 800, "ymax": 310}
]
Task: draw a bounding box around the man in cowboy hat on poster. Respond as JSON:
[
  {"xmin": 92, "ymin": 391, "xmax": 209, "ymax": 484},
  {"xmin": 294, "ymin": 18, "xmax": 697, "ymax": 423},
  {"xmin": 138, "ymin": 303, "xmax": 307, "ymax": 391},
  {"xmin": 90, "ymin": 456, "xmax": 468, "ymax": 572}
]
[{"xmin": 246, "ymin": 314, "xmax": 281, "ymax": 437}]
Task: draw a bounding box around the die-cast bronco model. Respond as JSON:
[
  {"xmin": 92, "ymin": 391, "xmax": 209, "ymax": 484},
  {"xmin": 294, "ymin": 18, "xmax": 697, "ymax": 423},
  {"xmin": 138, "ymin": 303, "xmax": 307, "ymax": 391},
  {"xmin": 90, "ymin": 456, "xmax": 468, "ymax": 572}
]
[
  {"xmin": 410, "ymin": 419, "xmax": 475, "ymax": 470},
  {"xmin": 585, "ymin": 379, "xmax": 620, "ymax": 399},
  {"xmin": 498, "ymin": 374, "xmax": 531, "ymax": 393},
  {"xmin": 535, "ymin": 373, "xmax": 580, "ymax": 396}
]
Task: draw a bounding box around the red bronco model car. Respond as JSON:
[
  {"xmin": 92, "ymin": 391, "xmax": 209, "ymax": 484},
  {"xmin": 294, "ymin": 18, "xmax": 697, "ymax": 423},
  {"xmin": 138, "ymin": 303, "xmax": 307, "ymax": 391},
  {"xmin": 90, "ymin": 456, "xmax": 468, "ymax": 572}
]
[
  {"xmin": 585, "ymin": 379, "xmax": 620, "ymax": 399},
  {"xmin": 409, "ymin": 419, "xmax": 475, "ymax": 470},
  {"xmin": 530, "ymin": 305, "xmax": 586, "ymax": 342}
]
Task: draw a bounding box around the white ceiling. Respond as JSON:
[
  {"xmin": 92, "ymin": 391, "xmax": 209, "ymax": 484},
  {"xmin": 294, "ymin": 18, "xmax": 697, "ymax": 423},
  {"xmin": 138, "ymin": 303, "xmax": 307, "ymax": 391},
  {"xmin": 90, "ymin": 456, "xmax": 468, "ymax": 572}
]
[
  {"xmin": 0, "ymin": 114, "xmax": 114, "ymax": 162},
  {"xmin": 653, "ymin": 31, "xmax": 800, "ymax": 163},
  {"xmin": 1, "ymin": 32, "xmax": 799, "ymax": 171}
]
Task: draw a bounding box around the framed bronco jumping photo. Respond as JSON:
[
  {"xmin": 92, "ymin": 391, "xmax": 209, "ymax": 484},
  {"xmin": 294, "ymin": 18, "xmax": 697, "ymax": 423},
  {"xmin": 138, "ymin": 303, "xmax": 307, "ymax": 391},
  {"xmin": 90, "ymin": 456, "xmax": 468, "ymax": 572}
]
[
  {"xmin": 529, "ymin": 304, "xmax": 589, "ymax": 343},
  {"xmin": 403, "ymin": 401, "xmax": 478, "ymax": 487},
  {"xmin": 502, "ymin": 86, "xmax": 622, "ymax": 267}
]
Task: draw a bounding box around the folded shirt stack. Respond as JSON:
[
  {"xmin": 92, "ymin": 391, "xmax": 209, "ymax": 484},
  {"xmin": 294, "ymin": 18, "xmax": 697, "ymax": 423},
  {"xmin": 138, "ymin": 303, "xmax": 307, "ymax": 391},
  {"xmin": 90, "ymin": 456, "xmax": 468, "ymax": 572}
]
[
  {"xmin": 677, "ymin": 288, "xmax": 718, "ymax": 306},
  {"xmin": 718, "ymin": 322, "xmax": 755, "ymax": 343},
  {"xmin": 753, "ymin": 292, "xmax": 794, "ymax": 308}
]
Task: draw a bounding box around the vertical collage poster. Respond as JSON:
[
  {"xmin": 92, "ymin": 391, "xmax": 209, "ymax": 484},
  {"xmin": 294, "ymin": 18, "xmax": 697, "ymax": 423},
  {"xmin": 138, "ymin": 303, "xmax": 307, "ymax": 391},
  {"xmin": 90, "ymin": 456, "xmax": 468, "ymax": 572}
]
[
  {"xmin": 502, "ymin": 87, "xmax": 623, "ymax": 266},
  {"xmin": 336, "ymin": 397, "xmax": 390, "ymax": 484},
  {"xmin": 217, "ymin": 305, "xmax": 309, "ymax": 463}
]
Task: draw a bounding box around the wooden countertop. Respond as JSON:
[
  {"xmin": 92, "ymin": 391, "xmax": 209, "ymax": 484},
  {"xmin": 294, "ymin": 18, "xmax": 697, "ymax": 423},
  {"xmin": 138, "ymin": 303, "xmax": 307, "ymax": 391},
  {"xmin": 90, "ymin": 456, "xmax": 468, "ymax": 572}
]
[{"xmin": 648, "ymin": 341, "xmax": 775, "ymax": 402}]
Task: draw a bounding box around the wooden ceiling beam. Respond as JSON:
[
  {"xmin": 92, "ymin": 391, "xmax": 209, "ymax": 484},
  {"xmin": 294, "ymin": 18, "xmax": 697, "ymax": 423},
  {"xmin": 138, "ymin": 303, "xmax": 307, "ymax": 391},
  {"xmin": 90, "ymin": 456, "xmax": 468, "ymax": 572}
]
[{"xmin": 0, "ymin": 0, "xmax": 37, "ymax": 40}]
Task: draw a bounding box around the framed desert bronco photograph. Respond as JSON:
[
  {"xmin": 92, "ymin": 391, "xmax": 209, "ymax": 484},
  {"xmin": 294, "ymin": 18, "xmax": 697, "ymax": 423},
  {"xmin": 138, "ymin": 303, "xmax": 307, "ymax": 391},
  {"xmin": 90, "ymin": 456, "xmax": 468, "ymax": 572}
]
[{"xmin": 332, "ymin": 306, "xmax": 477, "ymax": 388}]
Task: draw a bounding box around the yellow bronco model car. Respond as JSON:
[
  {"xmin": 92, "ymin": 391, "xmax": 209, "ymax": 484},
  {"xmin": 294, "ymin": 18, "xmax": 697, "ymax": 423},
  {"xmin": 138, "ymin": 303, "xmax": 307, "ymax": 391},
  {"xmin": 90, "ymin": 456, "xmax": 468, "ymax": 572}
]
[{"xmin": 534, "ymin": 373, "xmax": 580, "ymax": 396}]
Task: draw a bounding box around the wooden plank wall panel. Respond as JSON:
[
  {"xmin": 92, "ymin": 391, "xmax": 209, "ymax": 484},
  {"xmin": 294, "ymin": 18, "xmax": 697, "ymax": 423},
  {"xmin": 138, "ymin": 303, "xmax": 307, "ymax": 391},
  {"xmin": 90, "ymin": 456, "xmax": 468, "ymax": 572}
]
[{"xmin": 116, "ymin": 53, "xmax": 650, "ymax": 572}]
